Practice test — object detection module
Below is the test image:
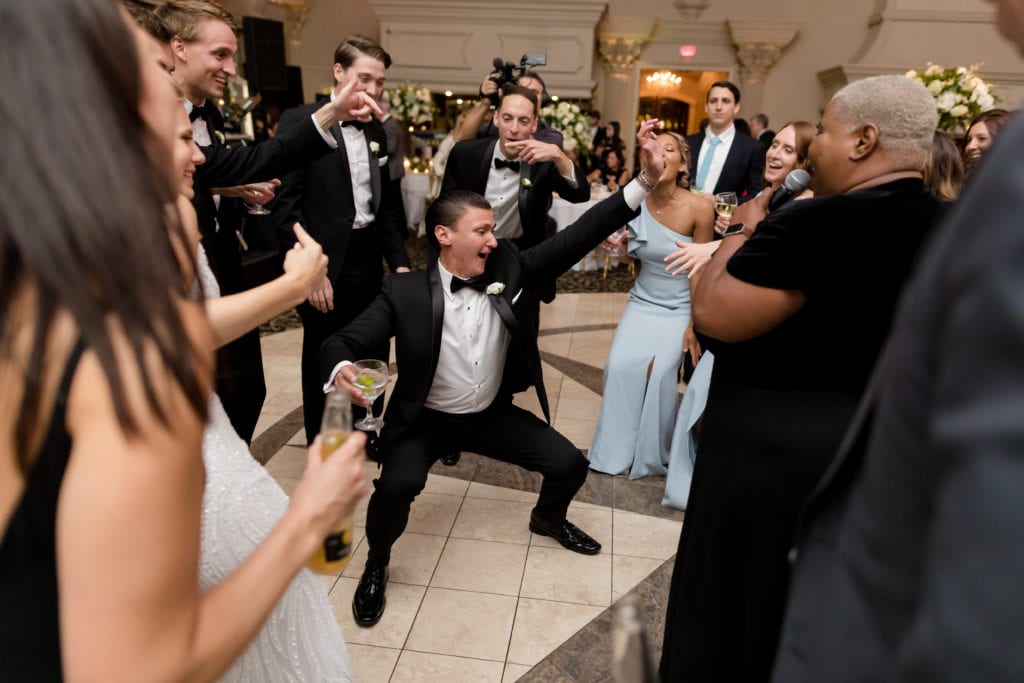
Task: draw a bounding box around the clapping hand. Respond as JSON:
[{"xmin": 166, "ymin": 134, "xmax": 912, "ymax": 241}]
[{"xmin": 636, "ymin": 118, "xmax": 665, "ymax": 181}]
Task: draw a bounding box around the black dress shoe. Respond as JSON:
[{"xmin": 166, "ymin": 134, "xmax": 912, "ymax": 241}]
[
  {"xmin": 439, "ymin": 450, "xmax": 461, "ymax": 466},
  {"xmin": 528, "ymin": 517, "xmax": 602, "ymax": 555},
  {"xmin": 352, "ymin": 558, "xmax": 388, "ymax": 626}
]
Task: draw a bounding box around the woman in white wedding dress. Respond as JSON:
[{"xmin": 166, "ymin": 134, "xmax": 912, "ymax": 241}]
[{"xmin": 171, "ymin": 102, "xmax": 356, "ymax": 681}]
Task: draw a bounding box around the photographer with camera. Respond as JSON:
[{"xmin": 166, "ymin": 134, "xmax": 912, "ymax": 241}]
[{"xmin": 475, "ymin": 54, "xmax": 564, "ymax": 147}]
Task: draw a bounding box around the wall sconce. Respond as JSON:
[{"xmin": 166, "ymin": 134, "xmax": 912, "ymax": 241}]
[
  {"xmin": 266, "ymin": 0, "xmax": 312, "ymax": 44},
  {"xmin": 646, "ymin": 71, "xmax": 683, "ymax": 86}
]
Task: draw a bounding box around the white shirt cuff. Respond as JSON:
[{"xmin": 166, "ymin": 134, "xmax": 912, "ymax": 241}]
[
  {"xmin": 560, "ymin": 167, "xmax": 578, "ymax": 188},
  {"xmin": 313, "ymin": 112, "xmax": 338, "ymax": 149},
  {"xmin": 323, "ymin": 360, "xmax": 352, "ymax": 393},
  {"xmin": 623, "ymin": 178, "xmax": 650, "ymax": 211}
]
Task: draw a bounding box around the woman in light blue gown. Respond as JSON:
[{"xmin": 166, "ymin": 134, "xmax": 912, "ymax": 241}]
[
  {"xmin": 588, "ymin": 132, "xmax": 714, "ymax": 481},
  {"xmin": 661, "ymin": 121, "xmax": 816, "ymax": 508}
]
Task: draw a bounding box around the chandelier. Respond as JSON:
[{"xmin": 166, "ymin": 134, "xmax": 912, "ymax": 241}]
[{"xmin": 646, "ymin": 71, "xmax": 682, "ymax": 86}]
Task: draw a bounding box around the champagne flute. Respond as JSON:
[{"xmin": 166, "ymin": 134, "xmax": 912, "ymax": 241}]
[
  {"xmin": 352, "ymin": 359, "xmax": 388, "ymax": 431},
  {"xmin": 608, "ymin": 227, "xmax": 628, "ymax": 257},
  {"xmin": 307, "ymin": 391, "xmax": 355, "ymax": 574},
  {"xmin": 714, "ymin": 192, "xmax": 738, "ymax": 220},
  {"xmin": 245, "ymin": 200, "xmax": 270, "ymax": 215}
]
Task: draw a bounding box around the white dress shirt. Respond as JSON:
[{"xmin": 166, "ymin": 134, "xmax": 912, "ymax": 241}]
[
  {"xmin": 424, "ymin": 262, "xmax": 510, "ymax": 413},
  {"xmin": 486, "ymin": 146, "xmax": 524, "ymax": 240},
  {"xmin": 317, "ymin": 92, "xmax": 375, "ymax": 229},
  {"xmin": 695, "ymin": 124, "xmax": 736, "ymax": 195}
]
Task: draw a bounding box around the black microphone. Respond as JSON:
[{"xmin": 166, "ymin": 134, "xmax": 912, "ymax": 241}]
[{"xmin": 768, "ymin": 168, "xmax": 811, "ymax": 212}]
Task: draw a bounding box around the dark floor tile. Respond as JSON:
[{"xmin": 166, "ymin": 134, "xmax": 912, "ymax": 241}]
[
  {"xmin": 250, "ymin": 406, "xmax": 304, "ymax": 465},
  {"xmin": 519, "ymin": 659, "xmax": 579, "ymax": 682},
  {"xmin": 545, "ymin": 608, "xmax": 616, "ymax": 682},
  {"xmin": 539, "ymin": 352, "xmax": 605, "ymax": 396},
  {"xmin": 576, "ymin": 470, "xmax": 615, "ymax": 508},
  {"xmin": 613, "ymin": 476, "xmax": 685, "ymax": 522}
]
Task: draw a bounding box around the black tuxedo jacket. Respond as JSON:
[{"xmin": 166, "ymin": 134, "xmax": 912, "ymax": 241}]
[
  {"xmin": 319, "ymin": 191, "xmax": 639, "ymax": 448},
  {"xmin": 192, "ymin": 103, "xmax": 330, "ymax": 291},
  {"xmin": 272, "ymin": 102, "xmax": 409, "ymax": 284},
  {"xmin": 685, "ymin": 130, "xmax": 765, "ymax": 201},
  {"xmin": 441, "ymin": 137, "xmax": 590, "ymax": 250}
]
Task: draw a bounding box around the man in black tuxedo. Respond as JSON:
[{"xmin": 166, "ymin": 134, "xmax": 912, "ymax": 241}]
[
  {"xmin": 156, "ymin": 0, "xmax": 382, "ymax": 442},
  {"xmin": 750, "ymin": 112, "xmax": 775, "ymax": 151},
  {"xmin": 685, "ymin": 81, "xmax": 764, "ymax": 202},
  {"xmin": 322, "ymin": 120, "xmax": 666, "ymax": 626},
  {"xmin": 273, "ymin": 35, "xmax": 410, "ymax": 444},
  {"xmin": 442, "ymin": 86, "xmax": 589, "ymax": 256},
  {"xmin": 477, "ymin": 70, "xmax": 564, "ymax": 147}
]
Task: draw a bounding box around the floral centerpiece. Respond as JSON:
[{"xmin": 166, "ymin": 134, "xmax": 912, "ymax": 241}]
[
  {"xmin": 386, "ymin": 82, "xmax": 437, "ymax": 126},
  {"xmin": 905, "ymin": 63, "xmax": 998, "ymax": 133},
  {"xmin": 540, "ymin": 100, "xmax": 591, "ymax": 159}
]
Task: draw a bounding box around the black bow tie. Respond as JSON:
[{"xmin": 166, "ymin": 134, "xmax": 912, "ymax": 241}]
[
  {"xmin": 341, "ymin": 119, "xmax": 366, "ymax": 130},
  {"xmin": 188, "ymin": 102, "xmax": 213, "ymax": 123},
  {"xmin": 450, "ymin": 275, "xmax": 490, "ymax": 294},
  {"xmin": 494, "ymin": 157, "xmax": 520, "ymax": 172}
]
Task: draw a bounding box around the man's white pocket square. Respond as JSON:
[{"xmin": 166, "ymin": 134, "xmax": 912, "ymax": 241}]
[{"xmin": 512, "ymin": 288, "xmax": 524, "ymax": 304}]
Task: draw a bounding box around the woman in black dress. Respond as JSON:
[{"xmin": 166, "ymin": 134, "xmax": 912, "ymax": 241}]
[{"xmin": 659, "ymin": 75, "xmax": 943, "ymax": 681}]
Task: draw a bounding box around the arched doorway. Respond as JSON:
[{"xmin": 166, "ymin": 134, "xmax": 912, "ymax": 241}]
[{"xmin": 637, "ymin": 68, "xmax": 729, "ymax": 136}]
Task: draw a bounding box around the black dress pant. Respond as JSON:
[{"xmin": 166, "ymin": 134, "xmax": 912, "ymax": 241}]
[
  {"xmin": 364, "ymin": 399, "xmax": 589, "ymax": 565},
  {"xmin": 300, "ymin": 227, "xmax": 389, "ymax": 443}
]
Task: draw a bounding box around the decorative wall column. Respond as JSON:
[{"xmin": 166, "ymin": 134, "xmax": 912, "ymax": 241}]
[
  {"xmin": 673, "ymin": 0, "xmax": 710, "ymax": 21},
  {"xmin": 727, "ymin": 20, "xmax": 799, "ymax": 116},
  {"xmin": 596, "ymin": 16, "xmax": 656, "ymax": 170},
  {"xmin": 266, "ymin": 0, "xmax": 313, "ymax": 51}
]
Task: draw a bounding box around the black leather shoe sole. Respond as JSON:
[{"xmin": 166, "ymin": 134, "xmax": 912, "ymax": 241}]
[
  {"xmin": 440, "ymin": 451, "xmax": 461, "ymax": 466},
  {"xmin": 529, "ymin": 520, "xmax": 602, "ymax": 555}
]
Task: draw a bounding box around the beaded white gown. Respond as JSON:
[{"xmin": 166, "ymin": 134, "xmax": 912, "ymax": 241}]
[{"xmin": 196, "ymin": 248, "xmax": 353, "ymax": 682}]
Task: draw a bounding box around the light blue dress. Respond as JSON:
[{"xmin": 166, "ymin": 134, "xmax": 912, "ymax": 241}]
[
  {"xmin": 662, "ymin": 351, "xmax": 714, "ymax": 509},
  {"xmin": 589, "ymin": 204, "xmax": 693, "ymax": 483}
]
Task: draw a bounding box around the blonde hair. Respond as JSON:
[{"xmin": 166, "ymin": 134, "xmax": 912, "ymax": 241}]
[
  {"xmin": 155, "ymin": 0, "xmax": 238, "ymax": 43},
  {"xmin": 659, "ymin": 131, "xmax": 691, "ymax": 188}
]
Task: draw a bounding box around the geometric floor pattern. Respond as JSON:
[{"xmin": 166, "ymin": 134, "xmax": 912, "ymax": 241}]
[{"xmin": 255, "ymin": 293, "xmax": 685, "ymax": 681}]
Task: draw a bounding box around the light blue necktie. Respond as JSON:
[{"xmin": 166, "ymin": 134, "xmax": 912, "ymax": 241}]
[{"xmin": 694, "ymin": 136, "xmax": 721, "ymax": 192}]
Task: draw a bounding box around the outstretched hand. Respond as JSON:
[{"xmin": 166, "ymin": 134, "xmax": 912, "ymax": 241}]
[
  {"xmin": 636, "ymin": 118, "xmax": 665, "ymax": 181},
  {"xmin": 283, "ymin": 223, "xmax": 328, "ymax": 302}
]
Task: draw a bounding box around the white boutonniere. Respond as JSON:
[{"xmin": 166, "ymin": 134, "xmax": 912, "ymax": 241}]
[
  {"xmin": 214, "ymin": 130, "xmax": 225, "ymax": 145},
  {"xmin": 485, "ymin": 282, "xmax": 506, "ymax": 296},
  {"xmin": 521, "ymin": 178, "xmax": 532, "ymax": 189},
  {"xmin": 369, "ymin": 141, "xmax": 381, "ymax": 157}
]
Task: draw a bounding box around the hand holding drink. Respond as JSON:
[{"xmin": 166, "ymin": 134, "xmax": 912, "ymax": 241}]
[{"xmin": 307, "ymin": 391, "xmax": 360, "ymax": 574}]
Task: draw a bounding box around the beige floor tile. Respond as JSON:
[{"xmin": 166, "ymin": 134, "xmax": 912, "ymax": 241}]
[
  {"xmin": 520, "ymin": 546, "xmax": 612, "ymax": 607},
  {"xmin": 264, "ymin": 444, "xmax": 307, "ymax": 480},
  {"xmin": 465, "ymin": 482, "xmax": 539, "ymax": 505},
  {"xmin": 431, "ymin": 538, "xmax": 528, "ymax": 596},
  {"xmin": 512, "ymin": 390, "xmax": 546, "ymax": 418},
  {"xmin": 612, "ymin": 511, "xmax": 682, "ymax": 560},
  {"xmin": 551, "ymin": 417, "xmax": 598, "ymax": 450},
  {"xmin": 405, "ymin": 587, "xmax": 518, "ymax": 661},
  {"xmin": 422, "ymin": 472, "xmax": 471, "ymax": 496},
  {"xmin": 273, "ymin": 476, "xmax": 300, "ymax": 496},
  {"xmin": 342, "ymin": 531, "xmax": 446, "ymax": 586},
  {"xmin": 285, "ymin": 426, "xmax": 306, "ymax": 447},
  {"xmin": 564, "ymin": 344, "xmax": 611, "ymax": 368},
  {"xmin": 321, "ymin": 573, "xmax": 340, "ymax": 594},
  {"xmin": 612, "ymin": 555, "xmax": 665, "ymax": 602},
  {"xmin": 506, "ymin": 598, "xmax": 605, "ymax": 666},
  {"xmin": 391, "ymin": 651, "xmax": 505, "ymax": 682},
  {"xmin": 345, "ymin": 643, "xmax": 401, "ymax": 681},
  {"xmin": 555, "ymin": 396, "xmax": 603, "ymax": 421},
  {"xmin": 449, "ymin": 497, "xmax": 534, "ymax": 545},
  {"xmin": 559, "ymin": 377, "xmax": 600, "ymax": 399},
  {"xmin": 537, "ymin": 333, "xmax": 571, "ymax": 355},
  {"xmin": 531, "ymin": 505, "xmax": 612, "ymax": 554},
  {"xmin": 503, "ymin": 662, "xmax": 533, "ymax": 682},
  {"xmin": 329, "ymin": 577, "xmax": 425, "ymax": 649},
  {"xmin": 405, "ymin": 492, "xmax": 464, "ymax": 536}
]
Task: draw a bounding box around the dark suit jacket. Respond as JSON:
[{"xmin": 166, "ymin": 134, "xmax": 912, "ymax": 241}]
[
  {"xmin": 440, "ymin": 137, "xmax": 590, "ymax": 250},
  {"xmin": 272, "ymin": 102, "xmax": 409, "ymax": 285},
  {"xmin": 685, "ymin": 130, "xmax": 765, "ymax": 200},
  {"xmin": 191, "ymin": 103, "xmax": 330, "ymax": 291},
  {"xmin": 773, "ymin": 119, "xmax": 1024, "ymax": 681},
  {"xmin": 319, "ymin": 191, "xmax": 639, "ymax": 448}
]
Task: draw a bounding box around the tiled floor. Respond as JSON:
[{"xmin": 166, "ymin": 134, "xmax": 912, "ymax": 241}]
[{"xmin": 256, "ymin": 293, "xmax": 684, "ymax": 682}]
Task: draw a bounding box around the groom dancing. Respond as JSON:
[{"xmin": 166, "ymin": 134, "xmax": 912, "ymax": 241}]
[{"xmin": 321, "ymin": 119, "xmax": 666, "ymax": 627}]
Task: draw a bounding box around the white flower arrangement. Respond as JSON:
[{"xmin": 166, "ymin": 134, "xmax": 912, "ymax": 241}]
[
  {"xmin": 539, "ymin": 101, "xmax": 591, "ymax": 158},
  {"xmin": 386, "ymin": 82, "xmax": 437, "ymax": 126},
  {"xmin": 521, "ymin": 178, "xmax": 532, "ymax": 189},
  {"xmin": 485, "ymin": 282, "xmax": 506, "ymax": 295},
  {"xmin": 369, "ymin": 141, "xmax": 381, "ymax": 156},
  {"xmin": 905, "ymin": 63, "xmax": 999, "ymax": 133}
]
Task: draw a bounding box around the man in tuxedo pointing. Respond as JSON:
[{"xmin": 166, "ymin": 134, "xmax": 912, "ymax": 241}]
[{"xmin": 323, "ymin": 119, "xmax": 667, "ymax": 627}]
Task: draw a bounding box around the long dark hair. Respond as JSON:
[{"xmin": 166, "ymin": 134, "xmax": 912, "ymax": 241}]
[{"xmin": 0, "ymin": 0, "xmax": 207, "ymax": 469}]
